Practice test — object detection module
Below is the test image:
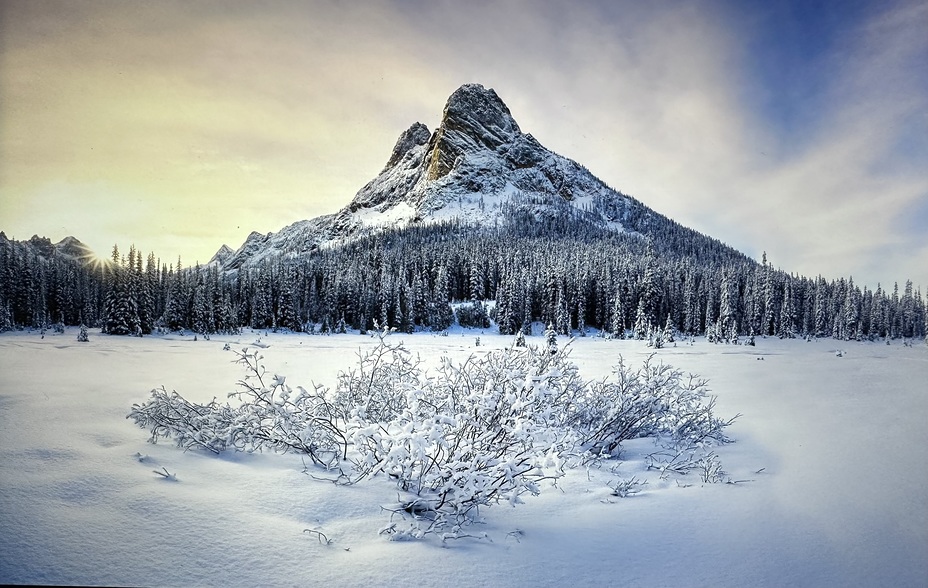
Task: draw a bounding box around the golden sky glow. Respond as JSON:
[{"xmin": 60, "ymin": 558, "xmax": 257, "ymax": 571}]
[{"xmin": 1, "ymin": 0, "xmax": 926, "ymax": 288}]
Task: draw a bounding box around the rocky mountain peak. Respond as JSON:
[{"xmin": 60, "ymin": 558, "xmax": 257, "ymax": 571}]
[
  {"xmin": 209, "ymin": 244, "xmax": 235, "ymax": 266},
  {"xmin": 425, "ymin": 83, "xmax": 522, "ymax": 180},
  {"xmin": 383, "ymin": 122, "xmax": 431, "ymax": 171},
  {"xmin": 442, "ymin": 84, "xmax": 519, "ymax": 135}
]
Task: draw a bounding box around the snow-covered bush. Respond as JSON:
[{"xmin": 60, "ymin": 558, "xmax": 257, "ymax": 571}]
[
  {"xmin": 128, "ymin": 333, "xmax": 736, "ymax": 541},
  {"xmin": 128, "ymin": 348, "xmax": 347, "ymax": 466},
  {"xmin": 331, "ymin": 338, "xmax": 423, "ymax": 424},
  {"xmin": 572, "ymin": 355, "xmax": 736, "ymax": 457},
  {"xmin": 349, "ymin": 340, "xmax": 584, "ymax": 536}
]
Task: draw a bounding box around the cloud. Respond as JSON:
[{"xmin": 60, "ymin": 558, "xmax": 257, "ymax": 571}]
[{"xmin": 722, "ymin": 0, "xmax": 928, "ymax": 287}]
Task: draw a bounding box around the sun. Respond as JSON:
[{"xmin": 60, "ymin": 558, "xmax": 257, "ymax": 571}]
[{"xmin": 80, "ymin": 249, "xmax": 111, "ymax": 274}]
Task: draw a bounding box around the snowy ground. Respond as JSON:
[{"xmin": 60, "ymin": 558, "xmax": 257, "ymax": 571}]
[{"xmin": 1, "ymin": 328, "xmax": 926, "ymax": 587}]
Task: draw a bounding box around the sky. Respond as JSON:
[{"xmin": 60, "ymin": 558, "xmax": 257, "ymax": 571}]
[{"xmin": 1, "ymin": 0, "xmax": 926, "ymax": 289}]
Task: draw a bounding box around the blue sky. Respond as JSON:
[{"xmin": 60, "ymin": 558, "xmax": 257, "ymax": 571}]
[{"xmin": 1, "ymin": 0, "xmax": 926, "ymax": 289}]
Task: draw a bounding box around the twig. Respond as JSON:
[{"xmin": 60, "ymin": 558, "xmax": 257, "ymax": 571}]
[
  {"xmin": 302, "ymin": 528, "xmax": 332, "ymax": 545},
  {"xmin": 152, "ymin": 466, "xmax": 177, "ymax": 481}
]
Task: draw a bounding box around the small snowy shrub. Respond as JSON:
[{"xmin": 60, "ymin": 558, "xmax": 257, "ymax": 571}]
[
  {"xmin": 573, "ymin": 354, "xmax": 736, "ymax": 457},
  {"xmin": 609, "ymin": 476, "xmax": 645, "ymax": 498},
  {"xmin": 77, "ymin": 325, "xmax": 89, "ymax": 342},
  {"xmin": 128, "ymin": 348, "xmax": 348, "ymax": 466}
]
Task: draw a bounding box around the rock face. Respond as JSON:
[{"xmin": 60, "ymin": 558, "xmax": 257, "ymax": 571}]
[
  {"xmin": 424, "ymin": 84, "xmax": 521, "ymax": 180},
  {"xmin": 222, "ymin": 83, "xmax": 645, "ymax": 269}
]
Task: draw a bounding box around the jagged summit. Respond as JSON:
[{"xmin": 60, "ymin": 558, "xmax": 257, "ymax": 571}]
[
  {"xmin": 425, "ymin": 83, "xmax": 521, "ymax": 180},
  {"xmin": 208, "ymin": 244, "xmax": 235, "ymax": 266},
  {"xmin": 383, "ymin": 122, "xmax": 431, "ymax": 171},
  {"xmin": 221, "ymin": 83, "xmax": 647, "ymax": 269}
]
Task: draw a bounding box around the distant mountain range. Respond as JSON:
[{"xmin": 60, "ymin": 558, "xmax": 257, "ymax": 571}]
[{"xmin": 0, "ymin": 232, "xmax": 95, "ymax": 264}]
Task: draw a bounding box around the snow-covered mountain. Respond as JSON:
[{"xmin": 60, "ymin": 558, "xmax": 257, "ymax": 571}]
[
  {"xmin": 207, "ymin": 244, "xmax": 235, "ymax": 266},
  {"xmin": 0, "ymin": 232, "xmax": 96, "ymax": 264},
  {"xmin": 221, "ymin": 83, "xmax": 659, "ymax": 269}
]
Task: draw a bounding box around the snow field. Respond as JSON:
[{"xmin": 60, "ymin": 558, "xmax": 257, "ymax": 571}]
[{"xmin": 1, "ymin": 329, "xmax": 926, "ymax": 587}]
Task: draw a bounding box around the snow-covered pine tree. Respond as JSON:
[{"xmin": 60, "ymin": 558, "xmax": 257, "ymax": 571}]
[
  {"xmin": 902, "ymin": 280, "xmax": 916, "ymax": 339},
  {"xmin": 162, "ymin": 263, "xmax": 188, "ymax": 331},
  {"xmin": 778, "ymin": 278, "xmax": 796, "ymax": 339},
  {"xmin": 102, "ymin": 245, "xmax": 140, "ymax": 335},
  {"xmin": 761, "ymin": 253, "xmax": 777, "ymax": 336},
  {"xmin": 842, "ymin": 277, "xmax": 859, "ymax": 341},
  {"xmin": 719, "ymin": 268, "xmax": 737, "ymax": 338},
  {"xmin": 190, "ymin": 273, "xmax": 213, "ymax": 335},
  {"xmin": 813, "ymin": 276, "xmax": 827, "ymax": 338},
  {"xmin": 545, "ymin": 322, "xmax": 557, "ymax": 355},
  {"xmin": 495, "ymin": 281, "xmax": 514, "ymax": 335},
  {"xmin": 555, "ymin": 282, "xmax": 570, "ymax": 336},
  {"xmin": 682, "ymin": 268, "xmax": 698, "ymax": 335},
  {"xmin": 662, "ymin": 313, "xmax": 675, "ymax": 344},
  {"xmin": 633, "ymin": 300, "xmax": 650, "ymax": 340},
  {"xmin": 250, "ymin": 270, "xmax": 274, "ymax": 329},
  {"xmin": 0, "ymin": 299, "xmax": 12, "ymax": 333},
  {"xmin": 727, "ymin": 320, "xmax": 739, "ymax": 345},
  {"xmin": 610, "ymin": 289, "xmax": 623, "ymax": 339},
  {"xmin": 276, "ymin": 268, "xmax": 301, "ymax": 332}
]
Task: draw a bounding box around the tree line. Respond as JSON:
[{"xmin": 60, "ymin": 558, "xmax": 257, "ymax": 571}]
[{"xmin": 1, "ymin": 221, "xmax": 925, "ymax": 342}]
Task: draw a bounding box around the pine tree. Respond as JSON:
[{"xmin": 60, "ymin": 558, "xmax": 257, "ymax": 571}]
[
  {"xmin": 719, "ymin": 268, "xmax": 737, "ymax": 336},
  {"xmin": 555, "ymin": 283, "xmax": 570, "ymax": 336},
  {"xmin": 0, "ymin": 301, "xmax": 11, "ymax": 333},
  {"xmin": 102, "ymin": 245, "xmax": 140, "ymax": 335},
  {"xmin": 662, "ymin": 313, "xmax": 675, "ymax": 344},
  {"xmin": 813, "ymin": 276, "xmax": 827, "ymax": 338},
  {"xmin": 609, "ymin": 290, "xmax": 624, "ymax": 338},
  {"xmin": 250, "ymin": 270, "xmax": 274, "ymax": 329},
  {"xmin": 162, "ymin": 265, "xmax": 188, "ymax": 332},
  {"xmin": 778, "ymin": 279, "xmax": 796, "ymax": 339},
  {"xmin": 137, "ymin": 253, "xmax": 156, "ymax": 334},
  {"xmin": 761, "ymin": 253, "xmax": 777, "ymax": 336},
  {"xmin": 842, "ymin": 277, "xmax": 859, "ymax": 341},
  {"xmin": 276, "ymin": 269, "xmax": 301, "ymax": 332},
  {"xmin": 544, "ymin": 322, "xmax": 557, "ymax": 355},
  {"xmin": 633, "ymin": 300, "xmax": 650, "ymax": 340},
  {"xmin": 190, "ymin": 275, "xmax": 213, "ymax": 335}
]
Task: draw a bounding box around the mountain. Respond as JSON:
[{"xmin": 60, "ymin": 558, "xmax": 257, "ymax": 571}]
[
  {"xmin": 208, "ymin": 244, "xmax": 235, "ymax": 266},
  {"xmin": 220, "ymin": 83, "xmax": 674, "ymax": 269},
  {"xmin": 0, "ymin": 232, "xmax": 96, "ymax": 264}
]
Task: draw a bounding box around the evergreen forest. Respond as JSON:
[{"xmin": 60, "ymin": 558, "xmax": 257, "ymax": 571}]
[{"xmin": 1, "ymin": 220, "xmax": 925, "ymax": 343}]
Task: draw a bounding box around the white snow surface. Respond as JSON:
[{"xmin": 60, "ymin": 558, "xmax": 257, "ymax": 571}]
[{"xmin": 1, "ymin": 329, "xmax": 926, "ymax": 587}]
